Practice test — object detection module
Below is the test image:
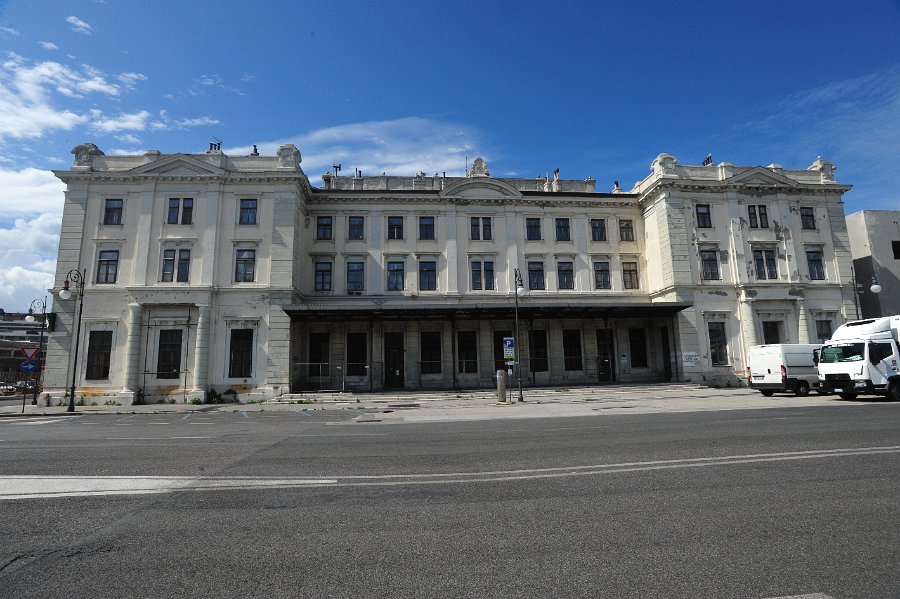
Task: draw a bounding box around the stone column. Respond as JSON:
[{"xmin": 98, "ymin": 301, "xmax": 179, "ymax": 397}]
[
  {"xmin": 739, "ymin": 298, "xmax": 759, "ymax": 347},
  {"xmin": 191, "ymin": 305, "xmax": 210, "ymax": 392},
  {"xmin": 119, "ymin": 303, "xmax": 142, "ymax": 402},
  {"xmin": 796, "ymin": 299, "xmax": 812, "ymax": 344}
]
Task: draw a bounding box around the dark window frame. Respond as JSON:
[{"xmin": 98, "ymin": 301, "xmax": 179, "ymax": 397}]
[
  {"xmin": 800, "ymin": 207, "xmax": 816, "ymax": 230},
  {"xmin": 235, "ymin": 249, "xmax": 256, "ymax": 282},
  {"xmin": 555, "ymin": 218, "xmax": 571, "ymax": 241},
  {"xmin": 348, "ymin": 216, "xmax": 365, "ymax": 241},
  {"xmin": 156, "ymin": 329, "xmax": 183, "ymax": 379},
  {"xmin": 753, "ymin": 249, "xmax": 778, "ymax": 280},
  {"xmin": 316, "ymin": 216, "xmax": 333, "ymax": 240},
  {"xmin": 696, "ymin": 204, "xmax": 712, "ymax": 228},
  {"xmin": 420, "ymin": 331, "xmax": 442, "ymax": 374},
  {"xmin": 806, "ymin": 250, "xmax": 826, "ymax": 280},
  {"xmin": 707, "ymin": 321, "xmax": 728, "ymax": 366},
  {"xmin": 103, "ymin": 199, "xmax": 123, "ymax": 225},
  {"xmin": 590, "ymin": 219, "xmax": 607, "ymax": 241},
  {"xmin": 700, "ymin": 249, "xmax": 720, "ymax": 281},
  {"xmin": 387, "ymin": 216, "xmax": 404, "ymax": 240},
  {"xmin": 594, "ymin": 261, "xmax": 611, "ymax": 289},
  {"xmin": 347, "ymin": 261, "xmax": 365, "ymax": 292},
  {"xmin": 85, "ymin": 330, "xmax": 113, "ymax": 380},
  {"xmin": 314, "ymin": 261, "xmax": 333, "ymax": 291},
  {"xmin": 457, "ymin": 330, "xmax": 478, "ymax": 373},
  {"xmin": 96, "ymin": 250, "xmax": 119, "ymax": 284},
  {"xmin": 419, "ymin": 216, "xmax": 435, "ymax": 241},
  {"xmin": 629, "ymin": 328, "xmax": 648, "ymax": 368},
  {"xmin": 529, "ymin": 329, "xmax": 549, "ymax": 372},
  {"xmin": 619, "ymin": 220, "xmax": 635, "ymax": 242},
  {"xmin": 527, "ymin": 261, "xmax": 545, "ymax": 290},
  {"xmin": 228, "ymin": 329, "xmax": 253, "ymax": 378},
  {"xmin": 557, "ymin": 261, "xmax": 574, "ymax": 289},
  {"xmin": 526, "ymin": 218, "xmax": 541, "ymax": 241},
  {"xmin": 387, "ymin": 261, "xmax": 404, "ymax": 291},
  {"xmin": 562, "ymin": 329, "xmax": 583, "ymax": 371},
  {"xmin": 419, "ymin": 260, "xmax": 437, "ymax": 291},
  {"xmin": 622, "ymin": 261, "xmax": 639, "ymax": 289},
  {"xmin": 239, "ymin": 199, "xmax": 257, "ymax": 225},
  {"xmin": 346, "ymin": 332, "xmax": 367, "ymax": 376}
]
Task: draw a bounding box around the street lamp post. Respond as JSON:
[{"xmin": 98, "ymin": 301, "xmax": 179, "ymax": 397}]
[
  {"xmin": 58, "ymin": 269, "xmax": 86, "ymax": 413},
  {"xmin": 25, "ymin": 297, "xmax": 48, "ymax": 405},
  {"xmin": 850, "ymin": 268, "xmax": 882, "ymax": 319},
  {"xmin": 513, "ymin": 268, "xmax": 526, "ymax": 402}
]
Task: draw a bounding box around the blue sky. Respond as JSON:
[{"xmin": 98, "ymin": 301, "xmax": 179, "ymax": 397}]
[{"xmin": 1, "ymin": 0, "xmax": 899, "ymax": 311}]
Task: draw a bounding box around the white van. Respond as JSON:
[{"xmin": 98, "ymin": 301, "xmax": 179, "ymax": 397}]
[{"xmin": 747, "ymin": 344, "xmax": 822, "ymax": 396}]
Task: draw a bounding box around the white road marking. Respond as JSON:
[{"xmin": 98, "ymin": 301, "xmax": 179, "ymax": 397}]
[
  {"xmin": 764, "ymin": 594, "xmax": 837, "ymax": 599},
  {"xmin": 1, "ymin": 417, "xmax": 74, "ymax": 426},
  {"xmin": 1, "ymin": 445, "xmax": 896, "ymax": 500}
]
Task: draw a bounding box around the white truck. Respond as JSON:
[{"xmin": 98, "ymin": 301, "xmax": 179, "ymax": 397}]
[
  {"xmin": 817, "ymin": 315, "xmax": 900, "ymax": 401},
  {"xmin": 747, "ymin": 344, "xmax": 822, "ymax": 396}
]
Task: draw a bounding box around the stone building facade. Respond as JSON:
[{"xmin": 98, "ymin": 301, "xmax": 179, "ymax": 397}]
[
  {"xmin": 846, "ymin": 210, "xmax": 900, "ymax": 318},
  {"xmin": 44, "ymin": 145, "xmax": 856, "ymax": 402}
]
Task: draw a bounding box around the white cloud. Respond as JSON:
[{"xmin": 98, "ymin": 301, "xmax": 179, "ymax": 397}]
[
  {"xmin": 0, "ymin": 26, "xmax": 20, "ymax": 37},
  {"xmin": 39, "ymin": 41, "xmax": 58, "ymax": 50},
  {"xmin": 0, "ymin": 214, "xmax": 61, "ymax": 310},
  {"xmin": 114, "ymin": 133, "xmax": 141, "ymax": 144},
  {"xmin": 230, "ymin": 117, "xmax": 481, "ymax": 182},
  {"xmin": 0, "ymin": 55, "xmax": 142, "ymax": 141},
  {"xmin": 0, "ymin": 167, "xmax": 66, "ymax": 217},
  {"xmin": 90, "ymin": 110, "xmax": 151, "ymax": 132},
  {"xmin": 66, "ymin": 16, "xmax": 93, "ymax": 36},
  {"xmin": 174, "ymin": 116, "xmax": 220, "ymax": 128},
  {"xmin": 117, "ymin": 72, "xmax": 147, "ymax": 90},
  {"xmin": 731, "ymin": 63, "xmax": 900, "ymax": 211}
]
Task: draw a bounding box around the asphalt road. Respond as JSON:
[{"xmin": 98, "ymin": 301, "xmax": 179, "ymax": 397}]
[{"xmin": 0, "ymin": 404, "xmax": 898, "ymax": 598}]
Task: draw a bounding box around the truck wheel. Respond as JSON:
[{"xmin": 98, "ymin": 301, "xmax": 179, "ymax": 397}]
[
  {"xmin": 760, "ymin": 390, "xmax": 774, "ymax": 397},
  {"xmin": 888, "ymin": 381, "xmax": 900, "ymax": 402},
  {"xmin": 795, "ymin": 381, "xmax": 810, "ymax": 397},
  {"xmin": 838, "ymin": 392, "xmax": 857, "ymax": 400}
]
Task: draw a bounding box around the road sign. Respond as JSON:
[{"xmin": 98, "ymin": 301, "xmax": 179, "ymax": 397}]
[
  {"xmin": 20, "ymin": 360, "xmax": 37, "ymax": 373},
  {"xmin": 503, "ymin": 337, "xmax": 515, "ymax": 359},
  {"xmin": 21, "ymin": 346, "xmax": 39, "ymax": 360}
]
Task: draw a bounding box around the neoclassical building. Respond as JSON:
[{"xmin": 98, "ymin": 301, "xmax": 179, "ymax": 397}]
[{"xmin": 44, "ymin": 144, "xmax": 856, "ymax": 402}]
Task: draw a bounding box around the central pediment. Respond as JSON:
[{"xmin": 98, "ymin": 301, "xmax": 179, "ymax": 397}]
[
  {"xmin": 439, "ymin": 177, "xmax": 522, "ymax": 201},
  {"xmin": 129, "ymin": 154, "xmax": 226, "ymax": 177},
  {"xmin": 726, "ymin": 167, "xmax": 798, "ymax": 188}
]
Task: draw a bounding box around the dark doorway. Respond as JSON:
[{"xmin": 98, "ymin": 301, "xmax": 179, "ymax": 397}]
[
  {"xmin": 596, "ymin": 329, "xmax": 615, "ymax": 384},
  {"xmin": 762, "ymin": 321, "xmax": 781, "ymax": 344},
  {"xmin": 660, "ymin": 326, "xmax": 673, "ymax": 382},
  {"xmin": 493, "ymin": 330, "xmax": 512, "ymax": 373},
  {"xmin": 384, "ymin": 332, "xmax": 404, "ymax": 389}
]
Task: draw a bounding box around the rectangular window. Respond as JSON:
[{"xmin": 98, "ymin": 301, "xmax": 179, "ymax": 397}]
[
  {"xmin": 347, "ymin": 261, "xmax": 365, "ymax": 292},
  {"xmin": 420, "ymin": 331, "xmax": 441, "ymax": 374},
  {"xmin": 239, "ymin": 199, "xmax": 257, "ymax": 225},
  {"xmin": 387, "ymin": 261, "xmax": 404, "ymax": 291},
  {"xmin": 619, "ymin": 220, "xmax": 634, "ymax": 241},
  {"xmin": 590, "ymin": 219, "xmax": 607, "ymax": 241},
  {"xmin": 419, "ymin": 216, "xmax": 435, "ymax": 240},
  {"xmin": 235, "ymin": 249, "xmax": 256, "ymax": 282},
  {"xmin": 526, "ymin": 218, "xmax": 541, "ymax": 241},
  {"xmin": 103, "ymin": 199, "xmax": 123, "ymax": 225},
  {"xmin": 815, "ymin": 320, "xmax": 833, "ymax": 343},
  {"xmin": 85, "ymin": 330, "xmax": 112, "ymax": 380},
  {"xmin": 529, "ymin": 330, "xmax": 549, "ymax": 372},
  {"xmin": 346, "ymin": 332, "xmax": 367, "ymax": 376},
  {"xmin": 593, "ymin": 262, "xmax": 611, "ymax": 289},
  {"xmin": 800, "ymin": 207, "xmax": 816, "ymax": 230},
  {"xmin": 156, "ymin": 329, "xmax": 182, "ymax": 379},
  {"xmin": 555, "ymin": 218, "xmax": 571, "ymax": 241},
  {"xmin": 562, "ymin": 329, "xmax": 583, "ymax": 371},
  {"xmin": 175, "ymin": 249, "xmax": 190, "ymax": 282},
  {"xmin": 161, "ymin": 249, "xmax": 175, "ymax": 282},
  {"xmin": 748, "ymin": 205, "xmax": 768, "ymax": 228},
  {"xmin": 228, "ymin": 329, "xmax": 253, "ymax": 378},
  {"xmin": 893, "ymin": 240, "xmax": 900, "ymax": 259},
  {"xmin": 96, "ymin": 250, "xmax": 119, "ymax": 284},
  {"xmin": 316, "ymin": 216, "xmax": 333, "ymax": 240},
  {"xmin": 419, "ymin": 260, "xmax": 437, "ymax": 290},
  {"xmin": 471, "ymin": 261, "xmax": 482, "ymax": 290},
  {"xmin": 700, "ymin": 249, "xmax": 720, "ymax": 280},
  {"xmin": 483, "ymin": 261, "xmax": 494, "ymax": 290},
  {"xmin": 348, "ymin": 216, "xmax": 364, "ymax": 240},
  {"xmin": 557, "ymin": 262, "xmax": 574, "ymax": 289},
  {"xmin": 167, "ymin": 198, "xmax": 193, "ymax": 225},
  {"xmin": 308, "ymin": 332, "xmax": 329, "ymax": 377},
  {"xmin": 471, "ymin": 217, "xmax": 492, "ymax": 240},
  {"xmin": 696, "ymin": 204, "xmax": 712, "ymax": 228},
  {"xmin": 753, "ymin": 249, "xmax": 778, "ymax": 280},
  {"xmin": 707, "ymin": 322, "xmax": 728, "ymax": 366},
  {"xmin": 528, "ymin": 261, "xmax": 545, "ymax": 290},
  {"xmin": 806, "ymin": 250, "xmax": 825, "ymax": 280},
  {"xmin": 315, "ymin": 261, "xmax": 332, "ymax": 291},
  {"xmin": 629, "ymin": 328, "xmax": 648, "ymax": 368},
  {"xmin": 387, "ymin": 216, "xmax": 403, "ymax": 240},
  {"xmin": 623, "ymin": 261, "xmax": 639, "ymax": 289},
  {"xmin": 457, "ymin": 330, "xmax": 477, "ymax": 373},
  {"xmin": 167, "ymin": 198, "xmax": 180, "ymax": 225}
]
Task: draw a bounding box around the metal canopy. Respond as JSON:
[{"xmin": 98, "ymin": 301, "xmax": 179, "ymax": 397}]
[{"xmin": 284, "ymin": 302, "xmax": 691, "ymax": 322}]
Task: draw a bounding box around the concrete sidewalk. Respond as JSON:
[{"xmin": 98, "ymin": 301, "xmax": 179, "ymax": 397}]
[{"xmin": 0, "ymin": 383, "xmax": 874, "ymax": 421}]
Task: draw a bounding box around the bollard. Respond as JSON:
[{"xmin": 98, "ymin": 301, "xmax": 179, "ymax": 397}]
[{"xmin": 496, "ymin": 369, "xmax": 508, "ymax": 403}]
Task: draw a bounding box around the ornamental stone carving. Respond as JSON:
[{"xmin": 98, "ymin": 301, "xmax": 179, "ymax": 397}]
[
  {"xmin": 71, "ymin": 143, "xmax": 104, "ymax": 167},
  {"xmin": 277, "ymin": 144, "xmax": 301, "ymax": 169},
  {"xmin": 470, "ymin": 157, "xmax": 490, "ymax": 177}
]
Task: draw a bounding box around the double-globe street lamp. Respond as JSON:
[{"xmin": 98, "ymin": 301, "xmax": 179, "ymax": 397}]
[
  {"xmin": 851, "ymin": 268, "xmax": 882, "ymax": 319},
  {"xmin": 57, "ymin": 269, "xmax": 86, "ymax": 413},
  {"xmin": 513, "ymin": 268, "xmax": 526, "ymax": 402},
  {"xmin": 24, "ymin": 296, "xmax": 47, "ymax": 405}
]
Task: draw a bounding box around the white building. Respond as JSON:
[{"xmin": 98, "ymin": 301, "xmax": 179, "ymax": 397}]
[
  {"xmin": 44, "ymin": 144, "xmax": 856, "ymax": 402},
  {"xmin": 846, "ymin": 210, "xmax": 900, "ymax": 318}
]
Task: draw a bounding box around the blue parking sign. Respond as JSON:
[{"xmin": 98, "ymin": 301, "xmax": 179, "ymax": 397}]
[
  {"xmin": 21, "ymin": 360, "xmax": 37, "ymax": 373},
  {"xmin": 503, "ymin": 337, "xmax": 515, "ymax": 359}
]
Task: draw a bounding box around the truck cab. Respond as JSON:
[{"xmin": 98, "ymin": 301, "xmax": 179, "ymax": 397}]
[{"xmin": 818, "ymin": 316, "xmax": 900, "ymax": 400}]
